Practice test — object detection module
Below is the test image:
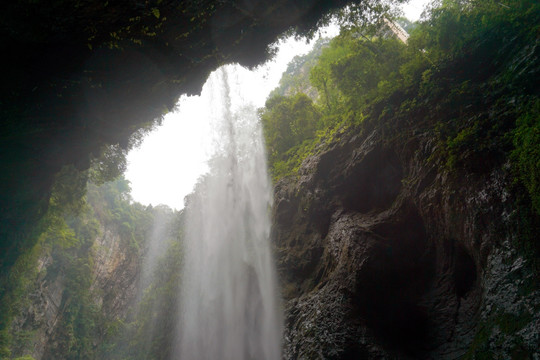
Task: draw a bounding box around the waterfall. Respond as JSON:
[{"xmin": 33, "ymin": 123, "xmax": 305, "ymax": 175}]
[{"xmin": 177, "ymin": 65, "xmax": 283, "ymax": 360}]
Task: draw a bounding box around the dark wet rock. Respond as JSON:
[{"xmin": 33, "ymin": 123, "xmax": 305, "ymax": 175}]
[{"xmin": 272, "ymin": 128, "xmax": 539, "ymax": 359}]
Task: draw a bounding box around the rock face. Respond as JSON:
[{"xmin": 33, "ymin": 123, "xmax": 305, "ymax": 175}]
[
  {"xmin": 272, "ymin": 128, "xmax": 539, "ymax": 359},
  {"xmin": 89, "ymin": 227, "xmax": 140, "ymax": 320},
  {"xmin": 9, "ymin": 224, "xmax": 140, "ymax": 360}
]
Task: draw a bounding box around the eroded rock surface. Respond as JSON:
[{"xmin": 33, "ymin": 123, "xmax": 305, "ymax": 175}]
[{"xmin": 273, "ymin": 129, "xmax": 539, "ymax": 359}]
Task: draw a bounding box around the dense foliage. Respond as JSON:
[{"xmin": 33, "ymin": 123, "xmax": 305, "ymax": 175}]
[
  {"xmin": 269, "ymin": 37, "xmax": 331, "ymax": 100},
  {"xmin": 260, "ymin": 0, "xmax": 540, "ymax": 216},
  {"xmin": 261, "ymin": 93, "xmax": 322, "ymax": 169},
  {"xmin": 512, "ymin": 99, "xmax": 540, "ymax": 215}
]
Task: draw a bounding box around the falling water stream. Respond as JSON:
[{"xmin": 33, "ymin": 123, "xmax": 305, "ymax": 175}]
[{"xmin": 177, "ymin": 65, "xmax": 283, "ymax": 360}]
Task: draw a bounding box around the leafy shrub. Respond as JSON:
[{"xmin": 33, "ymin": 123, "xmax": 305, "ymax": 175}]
[{"xmin": 512, "ymin": 100, "xmax": 540, "ymax": 214}]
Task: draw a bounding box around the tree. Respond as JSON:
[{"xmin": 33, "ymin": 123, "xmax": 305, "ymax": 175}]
[{"xmin": 260, "ymin": 93, "xmax": 321, "ymax": 164}]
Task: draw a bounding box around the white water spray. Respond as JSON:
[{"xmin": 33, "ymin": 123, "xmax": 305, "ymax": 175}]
[{"xmin": 177, "ymin": 65, "xmax": 282, "ymax": 360}]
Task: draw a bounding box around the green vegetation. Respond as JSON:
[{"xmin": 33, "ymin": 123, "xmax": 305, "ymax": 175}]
[
  {"xmin": 512, "ymin": 99, "xmax": 540, "ymax": 215},
  {"xmin": 0, "ymin": 161, "xmax": 184, "ymax": 359},
  {"xmin": 0, "ymin": 235, "xmax": 43, "ymax": 358},
  {"xmin": 259, "ymin": 1, "xmax": 539, "ymax": 356},
  {"xmin": 102, "ymin": 228, "xmax": 184, "ymax": 360},
  {"xmin": 261, "ymin": 93, "xmax": 322, "ymax": 170},
  {"xmin": 464, "ymin": 309, "xmax": 535, "ymax": 359},
  {"xmin": 260, "ymin": 0, "xmax": 540, "ymax": 216},
  {"xmin": 269, "ymin": 37, "xmax": 331, "ymax": 100},
  {"xmin": 261, "ymin": 17, "xmax": 414, "ymax": 180},
  {"xmin": 42, "ymin": 177, "xmax": 155, "ymax": 360},
  {"xmin": 0, "ymin": 144, "xmax": 147, "ymax": 359}
]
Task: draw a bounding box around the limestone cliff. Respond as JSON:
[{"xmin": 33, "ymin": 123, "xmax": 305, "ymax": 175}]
[
  {"xmin": 272, "ymin": 126, "xmax": 539, "ymax": 358},
  {"xmin": 9, "ymin": 221, "xmax": 141, "ymax": 359}
]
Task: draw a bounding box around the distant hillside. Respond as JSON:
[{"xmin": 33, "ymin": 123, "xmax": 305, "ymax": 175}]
[{"xmin": 269, "ymin": 37, "xmax": 331, "ymax": 100}]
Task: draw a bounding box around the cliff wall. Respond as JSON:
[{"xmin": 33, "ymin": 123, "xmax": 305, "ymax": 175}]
[
  {"xmin": 9, "ymin": 221, "xmax": 140, "ymax": 360},
  {"xmin": 7, "ymin": 178, "xmax": 149, "ymax": 360},
  {"xmin": 273, "ymin": 126, "xmax": 539, "ymax": 358}
]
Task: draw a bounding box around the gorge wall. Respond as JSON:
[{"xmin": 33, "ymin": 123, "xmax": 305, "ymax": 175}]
[
  {"xmin": 3, "ymin": 179, "xmax": 178, "ymax": 360},
  {"xmin": 272, "ymin": 121, "xmax": 539, "ymax": 358},
  {"xmin": 9, "ymin": 222, "xmax": 140, "ymax": 360}
]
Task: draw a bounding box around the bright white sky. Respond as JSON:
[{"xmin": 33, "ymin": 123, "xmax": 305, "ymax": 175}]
[
  {"xmin": 124, "ymin": 0, "xmax": 431, "ymax": 209},
  {"xmin": 402, "ymin": 0, "xmax": 431, "ymax": 21}
]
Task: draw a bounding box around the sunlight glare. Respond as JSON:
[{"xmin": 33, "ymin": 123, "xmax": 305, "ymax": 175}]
[
  {"xmin": 125, "ymin": 25, "xmax": 339, "ymax": 210},
  {"xmin": 124, "ymin": 0, "xmax": 430, "ymax": 210}
]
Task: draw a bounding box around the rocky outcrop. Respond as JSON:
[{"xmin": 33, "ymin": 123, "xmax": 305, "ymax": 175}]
[
  {"xmin": 9, "ymin": 224, "xmax": 140, "ymax": 360},
  {"xmin": 90, "ymin": 226, "xmax": 140, "ymax": 320},
  {"xmin": 272, "ymin": 128, "xmax": 539, "ymax": 358},
  {"xmin": 9, "ymin": 257, "xmax": 66, "ymax": 359}
]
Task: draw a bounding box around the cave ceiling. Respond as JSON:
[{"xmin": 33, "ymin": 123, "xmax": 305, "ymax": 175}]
[{"xmin": 0, "ymin": 0, "xmax": 356, "ymax": 269}]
